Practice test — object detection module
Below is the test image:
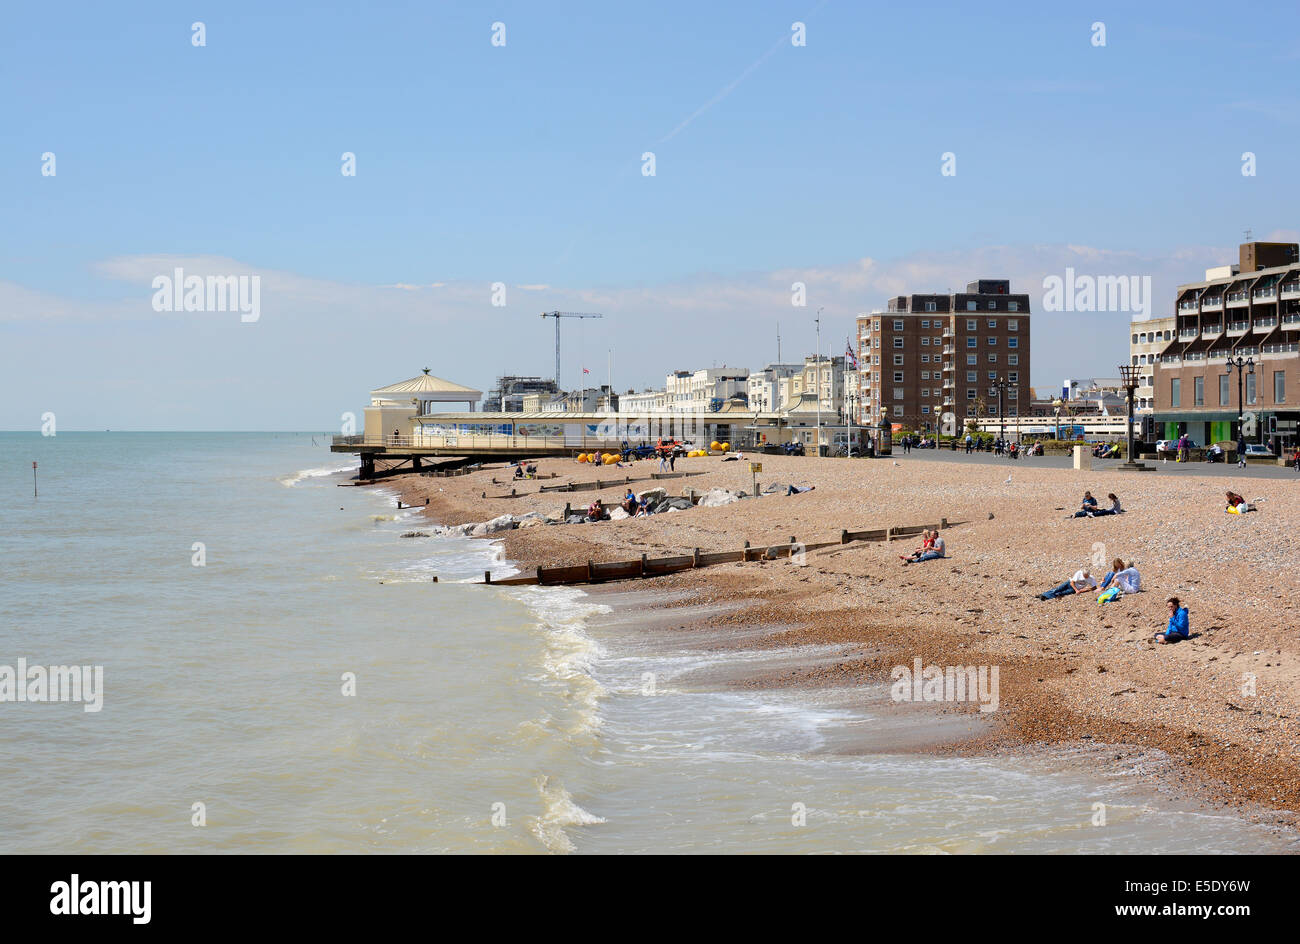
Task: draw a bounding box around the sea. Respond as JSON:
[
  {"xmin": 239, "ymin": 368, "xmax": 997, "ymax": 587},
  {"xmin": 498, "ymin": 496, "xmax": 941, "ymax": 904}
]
[{"xmin": 0, "ymin": 432, "xmax": 1292, "ymax": 854}]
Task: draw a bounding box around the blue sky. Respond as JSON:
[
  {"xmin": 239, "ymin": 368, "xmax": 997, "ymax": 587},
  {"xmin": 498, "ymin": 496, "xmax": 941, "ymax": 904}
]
[{"xmin": 3, "ymin": 1, "xmax": 1300, "ymax": 429}]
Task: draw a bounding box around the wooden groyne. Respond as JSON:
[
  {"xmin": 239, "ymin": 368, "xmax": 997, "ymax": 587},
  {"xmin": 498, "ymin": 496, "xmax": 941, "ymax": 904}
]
[
  {"xmin": 536, "ymin": 471, "xmax": 704, "ymax": 494},
  {"xmin": 480, "ymin": 518, "xmax": 958, "ymax": 587}
]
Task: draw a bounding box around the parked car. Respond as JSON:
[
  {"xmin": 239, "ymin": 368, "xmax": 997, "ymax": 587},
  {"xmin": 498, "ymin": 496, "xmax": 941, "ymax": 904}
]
[
  {"xmin": 1245, "ymin": 443, "xmax": 1276, "ymax": 458},
  {"xmin": 1156, "ymin": 438, "xmax": 1197, "ymax": 454}
]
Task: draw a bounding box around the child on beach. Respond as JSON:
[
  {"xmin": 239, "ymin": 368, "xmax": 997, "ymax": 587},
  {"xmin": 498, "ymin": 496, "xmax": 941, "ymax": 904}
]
[
  {"xmin": 1225, "ymin": 491, "xmax": 1252, "ymax": 514},
  {"xmin": 901, "ymin": 533, "xmax": 945, "ymax": 565},
  {"xmin": 1097, "ymin": 562, "xmax": 1140, "ymax": 601},
  {"xmin": 1155, "ymin": 597, "xmax": 1190, "ymax": 644},
  {"xmin": 1089, "ymin": 493, "xmax": 1123, "ymax": 517}
]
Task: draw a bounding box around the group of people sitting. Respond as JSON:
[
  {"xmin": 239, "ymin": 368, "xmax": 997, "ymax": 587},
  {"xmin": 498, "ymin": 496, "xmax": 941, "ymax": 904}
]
[
  {"xmin": 1067, "ymin": 491, "xmax": 1124, "ymax": 518},
  {"xmin": 1091, "ymin": 442, "xmax": 1121, "ymax": 459},
  {"xmin": 1039, "ymin": 557, "xmax": 1140, "ymax": 602},
  {"xmin": 512, "ymin": 461, "xmax": 539, "ymax": 480},
  {"xmin": 899, "ymin": 529, "xmax": 947, "ymax": 565}
]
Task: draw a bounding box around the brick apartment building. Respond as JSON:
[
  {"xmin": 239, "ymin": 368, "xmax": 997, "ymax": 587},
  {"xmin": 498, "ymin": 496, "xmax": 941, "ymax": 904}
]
[
  {"xmin": 1153, "ymin": 240, "xmax": 1300, "ymax": 450},
  {"xmin": 855, "ymin": 279, "xmax": 1032, "ymax": 432}
]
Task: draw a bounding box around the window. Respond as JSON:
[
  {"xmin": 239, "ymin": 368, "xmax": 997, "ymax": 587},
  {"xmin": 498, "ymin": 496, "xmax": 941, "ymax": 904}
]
[
  {"xmin": 921, "ymin": 354, "xmax": 930, "ymax": 363},
  {"xmin": 967, "ymin": 337, "xmax": 977, "ymax": 348},
  {"xmin": 893, "ymin": 320, "xmax": 904, "ymax": 331},
  {"xmin": 966, "ymin": 301, "xmax": 977, "ymax": 311},
  {"xmin": 925, "ymin": 301, "xmax": 937, "ymax": 312},
  {"xmin": 966, "ymin": 319, "xmax": 977, "ymax": 330},
  {"xmin": 1276, "ymin": 371, "xmax": 1286, "ymax": 403},
  {"xmin": 920, "ymin": 319, "xmax": 930, "ymax": 329},
  {"xmin": 920, "ymin": 371, "xmax": 930, "ymax": 380},
  {"xmin": 1008, "ymin": 354, "xmax": 1018, "ymax": 366},
  {"xmin": 873, "ymin": 321, "xmax": 880, "ymax": 330},
  {"xmin": 1008, "ymin": 372, "xmax": 1018, "ymax": 384},
  {"xmin": 1008, "ymin": 303, "xmax": 1019, "ymax": 312},
  {"xmin": 872, "ymin": 355, "xmax": 879, "ymax": 365},
  {"xmin": 988, "ymin": 371, "xmax": 997, "ymax": 380},
  {"xmin": 933, "ymin": 337, "xmax": 942, "ymax": 345},
  {"xmin": 873, "ymin": 337, "xmax": 880, "ymax": 347},
  {"xmin": 1170, "ymin": 378, "xmax": 1180, "ymax": 407},
  {"xmin": 1008, "ymin": 337, "xmax": 1019, "ymax": 348},
  {"xmin": 1132, "ymin": 334, "xmax": 1139, "ymax": 344},
  {"xmin": 894, "ymin": 388, "xmax": 904, "ymax": 400},
  {"xmin": 1194, "ymin": 376, "xmax": 1204, "ymax": 406},
  {"xmin": 967, "ymin": 371, "xmax": 977, "ymax": 382},
  {"xmin": 893, "ymin": 354, "xmax": 904, "ymax": 365},
  {"xmin": 1008, "ymin": 407, "xmax": 1018, "ymax": 416},
  {"xmin": 966, "ymin": 354, "xmax": 977, "ymax": 365},
  {"xmin": 966, "ymin": 389, "xmax": 976, "ymax": 400},
  {"xmin": 988, "ymin": 319, "xmax": 997, "ymax": 329},
  {"xmin": 893, "ymin": 337, "xmax": 904, "ymax": 348},
  {"xmin": 1247, "ymin": 373, "xmax": 1257, "ymax": 405},
  {"xmin": 987, "ymin": 336, "xmax": 997, "ymax": 345},
  {"xmin": 989, "ymin": 302, "xmax": 997, "ymax": 311},
  {"xmin": 967, "ymin": 405, "xmax": 976, "ymax": 416},
  {"xmin": 893, "ymin": 371, "xmax": 904, "ymax": 383},
  {"xmin": 921, "ymin": 405, "xmax": 931, "ymax": 415},
  {"xmin": 988, "ymin": 353, "xmax": 998, "ymax": 363},
  {"xmin": 921, "ymin": 388, "xmax": 930, "ymax": 397},
  {"xmin": 893, "ymin": 405, "xmax": 903, "ymax": 416},
  {"xmin": 921, "ymin": 337, "xmax": 930, "ymax": 346},
  {"xmin": 1219, "ymin": 374, "xmax": 1230, "ymax": 407}
]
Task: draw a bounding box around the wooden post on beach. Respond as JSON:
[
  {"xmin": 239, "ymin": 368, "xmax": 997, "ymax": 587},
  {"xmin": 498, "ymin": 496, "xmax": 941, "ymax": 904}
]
[
  {"xmin": 940, "ymin": 517, "xmax": 948, "ymax": 530},
  {"xmin": 840, "ymin": 529, "xmax": 849, "ymax": 544},
  {"xmin": 743, "ymin": 539, "xmax": 751, "ymax": 562},
  {"xmin": 564, "ymin": 502, "xmax": 572, "ymax": 519},
  {"xmin": 535, "ymin": 566, "xmax": 543, "ymax": 585},
  {"xmin": 640, "ymin": 553, "xmax": 647, "ymax": 577},
  {"xmin": 587, "ymin": 560, "xmax": 595, "ymax": 581},
  {"xmin": 886, "ymin": 527, "xmax": 893, "ymax": 543},
  {"xmin": 484, "ymin": 570, "xmax": 492, "ymax": 584},
  {"xmin": 692, "ymin": 547, "xmax": 701, "ymax": 568},
  {"xmin": 431, "ymin": 575, "xmax": 438, "ymax": 583}
]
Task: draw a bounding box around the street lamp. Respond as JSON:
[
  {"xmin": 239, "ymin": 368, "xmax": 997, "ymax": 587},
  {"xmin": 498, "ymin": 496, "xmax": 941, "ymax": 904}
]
[
  {"xmin": 993, "ymin": 376, "xmax": 1011, "ymax": 453},
  {"xmin": 1052, "ymin": 397, "xmax": 1062, "ymax": 441},
  {"xmin": 1225, "ymin": 355, "xmax": 1255, "ymax": 448},
  {"xmin": 1116, "ymin": 364, "xmax": 1153, "ymax": 471}
]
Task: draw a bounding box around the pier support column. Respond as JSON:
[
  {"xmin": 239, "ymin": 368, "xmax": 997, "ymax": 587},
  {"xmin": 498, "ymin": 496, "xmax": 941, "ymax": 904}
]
[{"xmin": 360, "ymin": 453, "xmax": 376, "ymax": 479}]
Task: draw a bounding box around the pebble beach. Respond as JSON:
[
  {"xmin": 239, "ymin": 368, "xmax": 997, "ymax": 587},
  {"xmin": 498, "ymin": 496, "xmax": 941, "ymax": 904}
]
[{"xmin": 392, "ymin": 450, "xmax": 1300, "ymax": 831}]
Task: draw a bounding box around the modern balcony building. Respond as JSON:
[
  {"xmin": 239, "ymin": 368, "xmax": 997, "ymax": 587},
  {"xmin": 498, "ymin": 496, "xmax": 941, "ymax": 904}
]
[
  {"xmin": 855, "ymin": 279, "xmax": 1031, "ymax": 432},
  {"xmin": 1128, "ymin": 317, "xmax": 1176, "ymax": 414},
  {"xmin": 1152, "ymin": 240, "xmax": 1300, "ymax": 449}
]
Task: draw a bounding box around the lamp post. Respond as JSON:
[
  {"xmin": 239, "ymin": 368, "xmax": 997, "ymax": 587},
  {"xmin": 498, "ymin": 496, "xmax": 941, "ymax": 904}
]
[
  {"xmin": 814, "ymin": 307, "xmax": 823, "ymax": 456},
  {"xmin": 1226, "ymin": 355, "xmax": 1255, "ymax": 446},
  {"xmin": 993, "ymin": 376, "xmax": 1010, "ymax": 453},
  {"xmin": 1052, "ymin": 397, "xmax": 1062, "ymax": 441},
  {"xmin": 1116, "ymin": 364, "xmax": 1154, "ymax": 471}
]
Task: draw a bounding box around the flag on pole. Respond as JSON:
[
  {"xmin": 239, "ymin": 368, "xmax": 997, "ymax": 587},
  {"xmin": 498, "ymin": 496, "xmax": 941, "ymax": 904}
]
[
  {"xmin": 845, "ymin": 341, "xmax": 858, "ymax": 370},
  {"xmin": 582, "ymin": 367, "xmax": 590, "ymax": 374}
]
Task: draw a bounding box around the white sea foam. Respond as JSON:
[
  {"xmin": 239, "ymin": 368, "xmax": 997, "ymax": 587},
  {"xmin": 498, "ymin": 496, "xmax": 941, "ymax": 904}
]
[
  {"xmin": 280, "ymin": 462, "xmax": 357, "ymax": 487},
  {"xmin": 529, "ymin": 775, "xmax": 606, "ymax": 854}
]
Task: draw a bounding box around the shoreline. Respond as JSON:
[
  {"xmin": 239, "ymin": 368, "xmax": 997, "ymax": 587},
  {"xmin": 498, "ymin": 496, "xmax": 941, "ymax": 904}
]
[{"xmin": 385, "ymin": 451, "xmax": 1300, "ymax": 836}]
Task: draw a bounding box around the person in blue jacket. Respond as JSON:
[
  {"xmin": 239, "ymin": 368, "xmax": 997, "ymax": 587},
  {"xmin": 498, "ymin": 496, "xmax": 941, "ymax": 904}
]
[{"xmin": 1156, "ymin": 597, "xmax": 1189, "ymax": 644}]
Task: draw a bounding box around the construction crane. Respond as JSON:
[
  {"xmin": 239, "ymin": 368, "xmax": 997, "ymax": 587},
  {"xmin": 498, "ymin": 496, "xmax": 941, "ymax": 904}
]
[{"xmin": 540, "ymin": 311, "xmax": 603, "ymax": 387}]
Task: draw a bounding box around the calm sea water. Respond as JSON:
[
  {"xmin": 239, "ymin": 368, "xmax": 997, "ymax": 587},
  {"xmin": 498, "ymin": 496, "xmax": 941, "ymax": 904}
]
[{"xmin": 0, "ymin": 432, "xmax": 1291, "ymax": 853}]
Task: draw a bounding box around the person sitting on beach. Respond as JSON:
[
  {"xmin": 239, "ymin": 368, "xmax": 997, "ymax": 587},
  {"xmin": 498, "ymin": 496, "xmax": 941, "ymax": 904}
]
[
  {"xmin": 899, "ymin": 530, "xmax": 936, "ymax": 563},
  {"xmin": 1039, "ymin": 567, "xmax": 1096, "ymax": 600},
  {"xmin": 586, "ymin": 498, "xmax": 608, "ymax": 522},
  {"xmin": 785, "ymin": 485, "xmax": 815, "ymax": 495},
  {"xmin": 1155, "ymin": 597, "xmax": 1190, "ymax": 644},
  {"xmin": 1098, "ymin": 562, "xmax": 1140, "ymax": 601},
  {"xmin": 1225, "ymin": 490, "xmax": 1252, "ymax": 514},
  {"xmin": 513, "ymin": 464, "xmax": 525, "ymax": 479},
  {"xmin": 1069, "ymin": 491, "xmax": 1100, "ymax": 518},
  {"xmin": 621, "ymin": 490, "xmax": 639, "ymax": 515},
  {"xmin": 901, "ymin": 533, "xmax": 945, "ymax": 565},
  {"xmin": 1088, "ymin": 493, "xmax": 1123, "ymax": 517}
]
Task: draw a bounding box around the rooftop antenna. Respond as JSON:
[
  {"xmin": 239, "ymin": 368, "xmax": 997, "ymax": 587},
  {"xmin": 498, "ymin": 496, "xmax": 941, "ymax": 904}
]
[
  {"xmin": 1244, "ymin": 228, "xmax": 1253, "ymax": 242},
  {"xmin": 777, "ymin": 321, "xmax": 781, "ymax": 364}
]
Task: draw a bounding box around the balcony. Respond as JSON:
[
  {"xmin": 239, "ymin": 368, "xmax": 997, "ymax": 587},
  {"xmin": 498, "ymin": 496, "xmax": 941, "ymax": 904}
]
[
  {"xmin": 943, "ymin": 379, "xmax": 955, "ymax": 389},
  {"xmin": 1226, "ymin": 321, "xmax": 1249, "ymax": 336},
  {"xmin": 1262, "ymin": 342, "xmax": 1300, "ymax": 356},
  {"xmin": 1281, "ymin": 281, "xmax": 1300, "ymax": 299},
  {"xmin": 1202, "ymin": 324, "xmax": 1223, "ymax": 337},
  {"xmin": 1254, "ymin": 316, "xmax": 1278, "ymax": 330},
  {"xmin": 1178, "ymin": 328, "xmax": 1199, "ymax": 340},
  {"xmin": 942, "ymin": 361, "xmax": 953, "ymax": 371},
  {"xmin": 1254, "ymin": 286, "xmax": 1277, "ymax": 301},
  {"xmin": 1202, "ymin": 296, "xmax": 1224, "ymax": 311},
  {"xmin": 1178, "ymin": 301, "xmax": 1199, "ymax": 312},
  {"xmin": 1226, "ymin": 291, "xmax": 1250, "ymax": 307},
  {"xmin": 943, "ymin": 345, "xmax": 954, "ymax": 354}
]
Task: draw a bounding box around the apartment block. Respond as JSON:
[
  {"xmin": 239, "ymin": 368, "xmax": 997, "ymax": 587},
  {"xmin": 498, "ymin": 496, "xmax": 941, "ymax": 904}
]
[
  {"xmin": 1153, "ymin": 240, "xmax": 1300, "ymax": 449},
  {"xmin": 1128, "ymin": 317, "xmax": 1176, "ymax": 413},
  {"xmin": 855, "ymin": 279, "xmax": 1032, "ymax": 431}
]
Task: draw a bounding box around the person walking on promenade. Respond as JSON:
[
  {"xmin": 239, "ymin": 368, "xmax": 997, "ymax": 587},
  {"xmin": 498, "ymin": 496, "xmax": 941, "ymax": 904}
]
[{"xmin": 1237, "ymin": 434, "xmax": 1248, "ymax": 468}]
